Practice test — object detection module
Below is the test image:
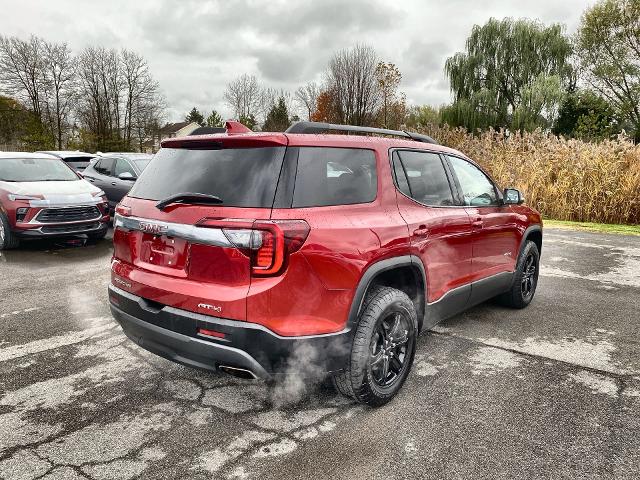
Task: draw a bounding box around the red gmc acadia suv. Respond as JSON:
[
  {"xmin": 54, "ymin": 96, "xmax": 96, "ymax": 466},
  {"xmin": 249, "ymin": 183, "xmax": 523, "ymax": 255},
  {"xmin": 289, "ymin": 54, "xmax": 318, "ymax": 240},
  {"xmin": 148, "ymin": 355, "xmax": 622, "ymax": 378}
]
[{"xmin": 108, "ymin": 121, "xmax": 542, "ymax": 406}]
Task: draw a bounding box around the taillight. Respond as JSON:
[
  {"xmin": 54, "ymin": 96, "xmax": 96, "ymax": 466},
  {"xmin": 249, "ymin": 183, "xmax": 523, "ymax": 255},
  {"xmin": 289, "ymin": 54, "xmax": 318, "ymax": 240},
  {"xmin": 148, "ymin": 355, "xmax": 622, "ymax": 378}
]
[
  {"xmin": 198, "ymin": 219, "xmax": 310, "ymax": 277},
  {"xmin": 254, "ymin": 231, "xmax": 275, "ymax": 268},
  {"xmin": 249, "ymin": 223, "xmax": 286, "ymax": 276}
]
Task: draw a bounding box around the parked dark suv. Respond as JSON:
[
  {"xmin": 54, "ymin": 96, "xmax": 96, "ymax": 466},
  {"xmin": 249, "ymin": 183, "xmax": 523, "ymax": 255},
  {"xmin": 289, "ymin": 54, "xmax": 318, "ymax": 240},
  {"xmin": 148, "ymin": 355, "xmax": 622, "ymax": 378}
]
[
  {"xmin": 108, "ymin": 121, "xmax": 542, "ymax": 406},
  {"xmin": 36, "ymin": 151, "xmax": 96, "ymax": 171}
]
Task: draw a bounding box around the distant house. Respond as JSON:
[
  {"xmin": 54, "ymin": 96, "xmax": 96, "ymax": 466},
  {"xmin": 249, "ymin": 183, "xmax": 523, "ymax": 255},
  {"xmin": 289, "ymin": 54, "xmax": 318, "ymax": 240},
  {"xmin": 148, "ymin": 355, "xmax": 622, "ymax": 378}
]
[
  {"xmin": 143, "ymin": 121, "xmax": 200, "ymax": 153},
  {"xmin": 160, "ymin": 121, "xmax": 200, "ymax": 139}
]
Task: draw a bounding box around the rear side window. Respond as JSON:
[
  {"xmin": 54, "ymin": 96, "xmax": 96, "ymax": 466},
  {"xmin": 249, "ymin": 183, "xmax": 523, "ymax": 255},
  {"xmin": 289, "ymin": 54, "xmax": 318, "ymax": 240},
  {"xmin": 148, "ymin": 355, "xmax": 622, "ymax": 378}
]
[
  {"xmin": 393, "ymin": 150, "xmax": 454, "ymax": 206},
  {"xmin": 95, "ymin": 158, "xmax": 114, "ymax": 175},
  {"xmin": 128, "ymin": 147, "xmax": 286, "ymax": 208},
  {"xmin": 292, "ymin": 148, "xmax": 377, "ymax": 207},
  {"xmin": 114, "ymin": 158, "xmax": 135, "ymax": 177}
]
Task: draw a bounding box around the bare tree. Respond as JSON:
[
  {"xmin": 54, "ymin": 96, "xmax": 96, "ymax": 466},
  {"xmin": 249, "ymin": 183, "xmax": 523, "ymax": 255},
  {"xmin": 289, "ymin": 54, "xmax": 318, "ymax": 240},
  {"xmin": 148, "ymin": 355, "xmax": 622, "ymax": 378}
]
[
  {"xmin": 132, "ymin": 96, "xmax": 165, "ymax": 152},
  {"xmin": 76, "ymin": 46, "xmax": 164, "ymax": 151},
  {"xmin": 43, "ymin": 41, "xmax": 76, "ymax": 148},
  {"xmin": 223, "ymin": 74, "xmax": 262, "ymax": 119},
  {"xmin": 295, "ymin": 82, "xmax": 320, "ymax": 120},
  {"xmin": 121, "ymin": 49, "xmax": 162, "ymax": 147},
  {"xmin": 0, "ymin": 35, "xmax": 48, "ymax": 119},
  {"xmin": 76, "ymin": 47, "xmax": 114, "ymax": 145},
  {"xmin": 325, "ymin": 45, "xmax": 380, "ymax": 125}
]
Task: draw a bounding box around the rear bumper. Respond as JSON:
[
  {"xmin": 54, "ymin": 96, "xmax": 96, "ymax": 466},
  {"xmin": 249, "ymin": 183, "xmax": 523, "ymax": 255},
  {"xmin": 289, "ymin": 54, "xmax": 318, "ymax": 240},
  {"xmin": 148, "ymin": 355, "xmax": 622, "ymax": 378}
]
[{"xmin": 108, "ymin": 285, "xmax": 351, "ymax": 378}]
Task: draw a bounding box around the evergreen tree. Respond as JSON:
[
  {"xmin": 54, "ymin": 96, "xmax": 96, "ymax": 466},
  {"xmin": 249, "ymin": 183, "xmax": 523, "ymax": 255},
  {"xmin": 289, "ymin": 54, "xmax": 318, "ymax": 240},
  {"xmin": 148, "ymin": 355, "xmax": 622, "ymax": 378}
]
[
  {"xmin": 262, "ymin": 97, "xmax": 290, "ymax": 132},
  {"xmin": 238, "ymin": 113, "xmax": 257, "ymax": 131},
  {"xmin": 206, "ymin": 110, "xmax": 224, "ymax": 128},
  {"xmin": 553, "ymin": 90, "xmax": 617, "ymax": 141},
  {"xmin": 185, "ymin": 107, "xmax": 205, "ymax": 126}
]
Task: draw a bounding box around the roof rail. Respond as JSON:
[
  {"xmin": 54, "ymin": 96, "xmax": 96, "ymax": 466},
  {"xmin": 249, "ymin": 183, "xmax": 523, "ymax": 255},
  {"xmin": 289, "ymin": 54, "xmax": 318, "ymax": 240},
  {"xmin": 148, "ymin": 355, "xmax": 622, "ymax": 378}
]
[{"xmin": 285, "ymin": 121, "xmax": 438, "ymax": 145}]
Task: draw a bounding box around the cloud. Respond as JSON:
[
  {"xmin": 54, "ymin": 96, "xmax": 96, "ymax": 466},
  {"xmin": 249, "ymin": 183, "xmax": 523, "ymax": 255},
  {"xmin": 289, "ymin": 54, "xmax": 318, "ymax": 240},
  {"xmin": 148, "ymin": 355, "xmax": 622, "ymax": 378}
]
[{"xmin": 0, "ymin": 0, "xmax": 591, "ymax": 120}]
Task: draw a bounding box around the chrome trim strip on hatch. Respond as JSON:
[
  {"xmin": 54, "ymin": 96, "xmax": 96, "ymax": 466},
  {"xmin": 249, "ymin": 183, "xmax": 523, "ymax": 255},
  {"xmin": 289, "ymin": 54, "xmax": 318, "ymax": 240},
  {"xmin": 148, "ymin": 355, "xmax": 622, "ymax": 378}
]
[{"xmin": 114, "ymin": 214, "xmax": 233, "ymax": 247}]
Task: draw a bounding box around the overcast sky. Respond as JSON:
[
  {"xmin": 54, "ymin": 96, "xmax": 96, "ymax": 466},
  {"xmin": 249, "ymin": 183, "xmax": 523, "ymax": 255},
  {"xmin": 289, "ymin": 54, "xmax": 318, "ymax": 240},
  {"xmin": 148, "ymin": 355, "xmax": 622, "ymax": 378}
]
[{"xmin": 0, "ymin": 0, "xmax": 593, "ymax": 122}]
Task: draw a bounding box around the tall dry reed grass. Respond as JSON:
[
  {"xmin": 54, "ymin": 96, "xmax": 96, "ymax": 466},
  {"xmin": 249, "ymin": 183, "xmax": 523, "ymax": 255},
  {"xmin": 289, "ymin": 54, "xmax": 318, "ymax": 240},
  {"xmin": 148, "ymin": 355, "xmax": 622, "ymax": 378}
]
[{"xmin": 418, "ymin": 126, "xmax": 640, "ymax": 225}]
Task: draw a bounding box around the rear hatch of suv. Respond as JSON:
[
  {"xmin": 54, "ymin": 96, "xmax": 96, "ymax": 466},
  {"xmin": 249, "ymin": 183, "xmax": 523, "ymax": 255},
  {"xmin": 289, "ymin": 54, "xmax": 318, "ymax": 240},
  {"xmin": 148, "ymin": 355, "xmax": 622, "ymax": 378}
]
[
  {"xmin": 63, "ymin": 156, "xmax": 95, "ymax": 171},
  {"xmin": 111, "ymin": 134, "xmax": 296, "ymax": 321}
]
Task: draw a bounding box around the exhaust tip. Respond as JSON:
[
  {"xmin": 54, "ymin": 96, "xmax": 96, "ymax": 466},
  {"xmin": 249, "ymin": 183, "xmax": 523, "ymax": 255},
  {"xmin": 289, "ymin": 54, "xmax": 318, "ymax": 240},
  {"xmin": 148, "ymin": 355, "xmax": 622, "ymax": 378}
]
[{"xmin": 219, "ymin": 365, "xmax": 257, "ymax": 380}]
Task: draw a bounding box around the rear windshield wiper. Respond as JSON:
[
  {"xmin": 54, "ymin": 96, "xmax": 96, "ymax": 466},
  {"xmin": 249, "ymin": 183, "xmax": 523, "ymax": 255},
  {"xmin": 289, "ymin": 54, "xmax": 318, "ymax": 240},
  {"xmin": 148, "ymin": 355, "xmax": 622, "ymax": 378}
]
[{"xmin": 155, "ymin": 192, "xmax": 224, "ymax": 211}]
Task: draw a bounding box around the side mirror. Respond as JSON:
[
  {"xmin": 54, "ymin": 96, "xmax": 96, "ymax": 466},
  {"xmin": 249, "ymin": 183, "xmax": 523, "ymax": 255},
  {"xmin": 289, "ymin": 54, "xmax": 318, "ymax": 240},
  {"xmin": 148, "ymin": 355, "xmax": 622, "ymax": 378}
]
[
  {"xmin": 118, "ymin": 172, "xmax": 137, "ymax": 181},
  {"xmin": 503, "ymin": 188, "xmax": 524, "ymax": 205}
]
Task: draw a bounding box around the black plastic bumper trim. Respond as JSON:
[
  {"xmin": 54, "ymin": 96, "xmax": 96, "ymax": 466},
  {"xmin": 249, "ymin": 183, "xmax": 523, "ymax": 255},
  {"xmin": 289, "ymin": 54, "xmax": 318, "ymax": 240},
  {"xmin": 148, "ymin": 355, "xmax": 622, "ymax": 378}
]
[
  {"xmin": 14, "ymin": 221, "xmax": 108, "ymax": 238},
  {"xmin": 108, "ymin": 285, "xmax": 351, "ymax": 377}
]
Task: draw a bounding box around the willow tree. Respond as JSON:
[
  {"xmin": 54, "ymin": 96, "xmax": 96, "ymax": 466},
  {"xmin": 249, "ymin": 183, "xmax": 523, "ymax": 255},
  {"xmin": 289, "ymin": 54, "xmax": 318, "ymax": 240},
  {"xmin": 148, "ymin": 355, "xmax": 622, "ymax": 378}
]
[{"xmin": 444, "ymin": 18, "xmax": 573, "ymax": 132}]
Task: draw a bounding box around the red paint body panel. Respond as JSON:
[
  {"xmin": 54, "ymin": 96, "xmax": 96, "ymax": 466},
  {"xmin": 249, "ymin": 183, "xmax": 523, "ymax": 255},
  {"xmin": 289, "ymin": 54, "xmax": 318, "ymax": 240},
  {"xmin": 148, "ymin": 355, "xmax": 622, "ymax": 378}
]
[
  {"xmin": 394, "ymin": 192, "xmax": 473, "ymax": 303},
  {"xmin": 466, "ymin": 206, "xmax": 520, "ymax": 281},
  {"xmin": 260, "ymin": 148, "xmax": 410, "ymax": 335},
  {"xmin": 112, "ymin": 197, "xmax": 271, "ymax": 322}
]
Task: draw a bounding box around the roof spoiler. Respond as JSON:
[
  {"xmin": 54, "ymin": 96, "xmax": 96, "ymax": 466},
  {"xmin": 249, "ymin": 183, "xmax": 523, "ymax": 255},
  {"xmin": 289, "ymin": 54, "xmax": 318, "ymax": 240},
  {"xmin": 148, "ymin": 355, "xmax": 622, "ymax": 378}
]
[
  {"xmin": 225, "ymin": 120, "xmax": 252, "ymax": 134},
  {"xmin": 285, "ymin": 121, "xmax": 438, "ymax": 145}
]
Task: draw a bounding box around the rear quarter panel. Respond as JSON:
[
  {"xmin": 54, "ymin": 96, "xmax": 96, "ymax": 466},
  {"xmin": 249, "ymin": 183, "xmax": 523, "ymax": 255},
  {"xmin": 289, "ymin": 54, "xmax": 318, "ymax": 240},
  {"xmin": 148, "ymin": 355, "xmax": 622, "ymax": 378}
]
[{"xmin": 252, "ymin": 145, "xmax": 410, "ymax": 336}]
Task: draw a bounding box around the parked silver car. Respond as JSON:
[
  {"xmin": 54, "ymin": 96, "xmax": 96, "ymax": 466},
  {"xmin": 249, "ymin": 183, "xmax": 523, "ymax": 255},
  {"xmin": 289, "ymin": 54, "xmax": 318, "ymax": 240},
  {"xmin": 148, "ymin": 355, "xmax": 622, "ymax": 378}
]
[{"xmin": 82, "ymin": 153, "xmax": 153, "ymax": 212}]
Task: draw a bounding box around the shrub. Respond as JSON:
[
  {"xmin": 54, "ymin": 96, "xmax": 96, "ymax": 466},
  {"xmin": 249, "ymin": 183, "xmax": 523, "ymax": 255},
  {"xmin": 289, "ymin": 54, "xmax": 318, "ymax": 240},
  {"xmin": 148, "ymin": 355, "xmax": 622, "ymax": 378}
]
[{"xmin": 418, "ymin": 125, "xmax": 640, "ymax": 225}]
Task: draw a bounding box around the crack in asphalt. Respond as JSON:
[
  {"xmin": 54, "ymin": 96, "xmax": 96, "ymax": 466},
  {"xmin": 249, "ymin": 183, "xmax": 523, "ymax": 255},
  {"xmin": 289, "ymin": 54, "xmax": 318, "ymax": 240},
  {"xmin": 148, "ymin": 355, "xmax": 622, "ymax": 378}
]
[
  {"xmin": 429, "ymin": 330, "xmax": 635, "ymax": 383},
  {"xmin": 0, "ymin": 326, "xmax": 359, "ymax": 479}
]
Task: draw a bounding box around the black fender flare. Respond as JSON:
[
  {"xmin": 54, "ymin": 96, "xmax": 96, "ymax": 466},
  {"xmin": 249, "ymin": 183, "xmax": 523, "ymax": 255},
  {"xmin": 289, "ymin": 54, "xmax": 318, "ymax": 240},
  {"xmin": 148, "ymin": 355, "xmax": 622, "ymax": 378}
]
[
  {"xmin": 520, "ymin": 224, "xmax": 543, "ymax": 256},
  {"xmin": 346, "ymin": 254, "xmax": 427, "ymax": 330},
  {"xmin": 506, "ymin": 224, "xmax": 542, "ymax": 289}
]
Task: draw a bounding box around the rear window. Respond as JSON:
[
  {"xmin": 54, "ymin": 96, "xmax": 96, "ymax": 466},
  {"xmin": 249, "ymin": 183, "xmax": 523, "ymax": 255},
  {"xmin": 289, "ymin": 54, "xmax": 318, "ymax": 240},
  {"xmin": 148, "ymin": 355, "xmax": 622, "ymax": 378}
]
[
  {"xmin": 64, "ymin": 156, "xmax": 93, "ymax": 167},
  {"xmin": 128, "ymin": 147, "xmax": 286, "ymax": 208},
  {"xmin": 292, "ymin": 147, "xmax": 377, "ymax": 207}
]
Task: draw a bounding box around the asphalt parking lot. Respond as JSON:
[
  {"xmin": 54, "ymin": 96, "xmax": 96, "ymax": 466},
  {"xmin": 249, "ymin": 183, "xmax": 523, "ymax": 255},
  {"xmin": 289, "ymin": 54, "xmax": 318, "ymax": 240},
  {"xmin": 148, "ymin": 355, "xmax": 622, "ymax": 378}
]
[{"xmin": 0, "ymin": 227, "xmax": 639, "ymax": 480}]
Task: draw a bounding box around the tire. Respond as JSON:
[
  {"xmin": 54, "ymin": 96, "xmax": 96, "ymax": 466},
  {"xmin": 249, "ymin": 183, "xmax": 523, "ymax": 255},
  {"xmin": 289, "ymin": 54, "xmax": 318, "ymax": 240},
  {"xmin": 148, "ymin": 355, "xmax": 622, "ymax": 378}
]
[
  {"xmin": 497, "ymin": 240, "xmax": 540, "ymax": 309},
  {"xmin": 332, "ymin": 286, "xmax": 418, "ymax": 407},
  {"xmin": 0, "ymin": 212, "xmax": 19, "ymax": 250}
]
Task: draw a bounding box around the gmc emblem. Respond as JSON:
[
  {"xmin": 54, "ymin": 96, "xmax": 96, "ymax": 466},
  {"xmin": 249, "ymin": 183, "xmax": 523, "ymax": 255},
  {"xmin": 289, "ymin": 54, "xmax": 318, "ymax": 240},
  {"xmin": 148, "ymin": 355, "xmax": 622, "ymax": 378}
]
[{"xmin": 139, "ymin": 222, "xmax": 168, "ymax": 235}]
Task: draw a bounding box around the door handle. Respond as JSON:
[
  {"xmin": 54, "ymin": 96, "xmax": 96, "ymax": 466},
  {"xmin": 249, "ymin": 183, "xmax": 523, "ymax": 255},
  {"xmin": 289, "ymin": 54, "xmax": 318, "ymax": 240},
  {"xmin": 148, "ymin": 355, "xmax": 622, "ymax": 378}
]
[
  {"xmin": 87, "ymin": 178, "xmax": 95, "ymax": 182},
  {"xmin": 472, "ymin": 218, "xmax": 483, "ymax": 229},
  {"xmin": 111, "ymin": 182, "xmax": 117, "ymax": 186},
  {"xmin": 413, "ymin": 225, "xmax": 429, "ymax": 237}
]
